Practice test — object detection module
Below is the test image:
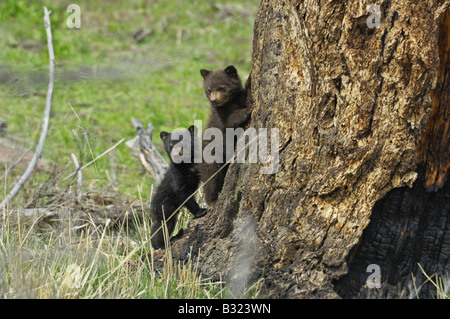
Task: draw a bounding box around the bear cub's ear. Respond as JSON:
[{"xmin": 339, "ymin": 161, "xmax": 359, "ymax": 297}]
[
  {"xmin": 160, "ymin": 131, "xmax": 169, "ymax": 142},
  {"xmin": 200, "ymin": 69, "xmax": 211, "ymax": 79},
  {"xmin": 224, "ymin": 65, "xmax": 238, "ymax": 78}
]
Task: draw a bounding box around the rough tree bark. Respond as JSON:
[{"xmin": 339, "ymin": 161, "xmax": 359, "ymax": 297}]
[
  {"xmin": 168, "ymin": 0, "xmax": 447, "ymax": 298},
  {"xmin": 336, "ymin": 0, "xmax": 450, "ymax": 298}
]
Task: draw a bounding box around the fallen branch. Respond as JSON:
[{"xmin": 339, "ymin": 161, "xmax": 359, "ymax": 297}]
[
  {"xmin": 126, "ymin": 118, "xmax": 168, "ymax": 184},
  {"xmin": 0, "ymin": 7, "xmax": 55, "ymax": 209}
]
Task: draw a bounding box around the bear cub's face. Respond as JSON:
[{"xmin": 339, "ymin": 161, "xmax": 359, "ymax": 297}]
[
  {"xmin": 160, "ymin": 125, "xmax": 198, "ymax": 164},
  {"xmin": 200, "ymin": 65, "xmax": 243, "ymax": 108}
]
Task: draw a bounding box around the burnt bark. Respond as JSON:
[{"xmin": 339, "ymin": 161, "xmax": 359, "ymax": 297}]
[
  {"xmin": 334, "ymin": 165, "xmax": 450, "ymax": 298},
  {"xmin": 168, "ymin": 0, "xmax": 446, "ymax": 298}
]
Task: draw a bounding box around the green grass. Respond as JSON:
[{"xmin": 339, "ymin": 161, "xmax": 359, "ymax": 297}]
[
  {"xmin": 0, "ymin": 0, "xmax": 258, "ymax": 299},
  {"xmin": 0, "ymin": 0, "xmax": 256, "ymax": 198}
]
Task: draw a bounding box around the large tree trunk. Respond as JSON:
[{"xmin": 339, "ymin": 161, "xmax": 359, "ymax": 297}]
[{"xmin": 169, "ymin": 0, "xmax": 447, "ymax": 298}]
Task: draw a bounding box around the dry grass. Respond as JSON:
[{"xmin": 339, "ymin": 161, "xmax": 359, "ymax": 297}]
[{"xmin": 0, "ymin": 195, "xmax": 227, "ymax": 299}]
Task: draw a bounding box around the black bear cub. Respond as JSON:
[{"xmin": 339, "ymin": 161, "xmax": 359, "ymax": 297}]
[
  {"xmin": 199, "ymin": 65, "xmax": 252, "ymax": 206},
  {"xmin": 150, "ymin": 125, "xmax": 207, "ymax": 250}
]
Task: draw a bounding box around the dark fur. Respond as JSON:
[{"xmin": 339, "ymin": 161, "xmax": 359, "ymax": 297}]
[
  {"xmin": 150, "ymin": 125, "xmax": 207, "ymax": 250},
  {"xmin": 199, "ymin": 65, "xmax": 252, "ymax": 205}
]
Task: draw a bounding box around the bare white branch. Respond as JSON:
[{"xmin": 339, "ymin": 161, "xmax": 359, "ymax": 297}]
[{"xmin": 0, "ymin": 7, "xmax": 55, "ymax": 209}]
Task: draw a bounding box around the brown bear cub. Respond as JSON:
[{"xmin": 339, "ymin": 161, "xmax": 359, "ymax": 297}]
[
  {"xmin": 199, "ymin": 65, "xmax": 252, "ymax": 206},
  {"xmin": 150, "ymin": 125, "xmax": 207, "ymax": 250}
]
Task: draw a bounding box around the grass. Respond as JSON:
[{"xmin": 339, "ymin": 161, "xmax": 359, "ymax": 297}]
[
  {"xmin": 0, "ymin": 0, "xmax": 259, "ymax": 298},
  {"xmin": 0, "ymin": 203, "xmax": 224, "ymax": 299},
  {"xmin": 415, "ymin": 264, "xmax": 450, "ymax": 299}
]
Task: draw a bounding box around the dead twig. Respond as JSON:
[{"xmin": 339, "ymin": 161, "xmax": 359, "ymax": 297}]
[
  {"xmin": 70, "ymin": 153, "xmax": 83, "ymax": 202},
  {"xmin": 62, "ymin": 138, "xmax": 125, "ymax": 183}
]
